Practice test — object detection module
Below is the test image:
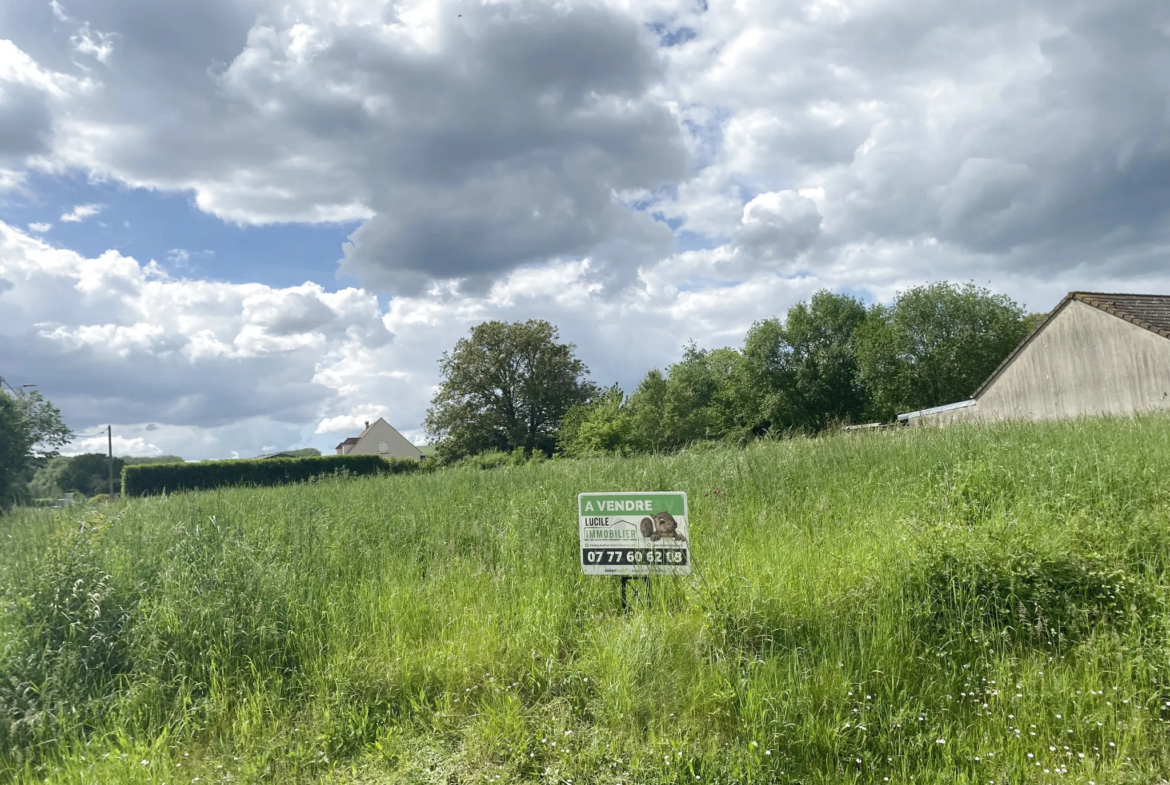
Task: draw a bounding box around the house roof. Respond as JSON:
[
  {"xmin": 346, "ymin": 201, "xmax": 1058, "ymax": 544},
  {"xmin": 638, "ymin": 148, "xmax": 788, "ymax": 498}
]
[
  {"xmin": 971, "ymin": 291, "xmax": 1170, "ymax": 399},
  {"xmin": 896, "ymin": 399, "xmax": 976, "ymax": 422},
  {"xmin": 334, "ymin": 418, "xmax": 424, "ymax": 457},
  {"xmin": 1073, "ymin": 292, "xmax": 1170, "ymax": 338}
]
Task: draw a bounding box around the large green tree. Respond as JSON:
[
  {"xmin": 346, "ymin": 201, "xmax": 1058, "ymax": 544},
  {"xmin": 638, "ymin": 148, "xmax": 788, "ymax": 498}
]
[
  {"xmin": 653, "ymin": 343, "xmax": 743, "ymax": 449},
  {"xmin": 29, "ymin": 453, "xmax": 126, "ymax": 499},
  {"xmin": 571, "ymin": 343, "xmax": 744, "ymax": 456},
  {"xmin": 558, "ymin": 384, "xmax": 632, "ymax": 458},
  {"xmin": 425, "ymin": 320, "xmax": 597, "ymax": 461},
  {"xmin": 0, "ymin": 388, "xmax": 72, "ymax": 508},
  {"xmin": 856, "ymin": 282, "xmax": 1030, "ymax": 420},
  {"xmin": 738, "ymin": 290, "xmax": 870, "ymax": 435}
]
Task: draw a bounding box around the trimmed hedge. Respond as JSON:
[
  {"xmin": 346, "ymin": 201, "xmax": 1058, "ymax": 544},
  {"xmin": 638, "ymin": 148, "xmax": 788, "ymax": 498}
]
[{"xmin": 121, "ymin": 454, "xmax": 420, "ymax": 497}]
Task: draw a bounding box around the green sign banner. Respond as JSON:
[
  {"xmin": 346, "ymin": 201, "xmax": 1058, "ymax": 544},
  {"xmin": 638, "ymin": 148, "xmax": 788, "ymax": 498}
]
[{"xmin": 578, "ymin": 491, "xmax": 691, "ymax": 576}]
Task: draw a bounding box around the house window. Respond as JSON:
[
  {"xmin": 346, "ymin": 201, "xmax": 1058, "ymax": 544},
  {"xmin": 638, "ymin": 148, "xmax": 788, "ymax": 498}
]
[{"xmin": 378, "ymin": 441, "xmax": 389, "ymax": 454}]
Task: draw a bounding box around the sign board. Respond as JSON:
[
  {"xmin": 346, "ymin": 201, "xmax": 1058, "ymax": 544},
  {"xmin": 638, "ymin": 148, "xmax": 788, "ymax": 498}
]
[{"xmin": 578, "ymin": 492, "xmax": 691, "ymax": 576}]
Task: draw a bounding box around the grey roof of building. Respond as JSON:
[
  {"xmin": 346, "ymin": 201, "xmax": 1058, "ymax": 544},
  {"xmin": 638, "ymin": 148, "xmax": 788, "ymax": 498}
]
[
  {"xmin": 971, "ymin": 291, "xmax": 1170, "ymax": 399},
  {"xmin": 1073, "ymin": 292, "xmax": 1170, "ymax": 338},
  {"xmin": 896, "ymin": 399, "xmax": 977, "ymax": 422}
]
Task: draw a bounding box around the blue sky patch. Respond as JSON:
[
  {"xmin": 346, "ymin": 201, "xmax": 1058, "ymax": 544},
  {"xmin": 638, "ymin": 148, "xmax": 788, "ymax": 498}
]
[
  {"xmin": 648, "ymin": 22, "xmax": 697, "ymax": 47},
  {"xmin": 1, "ymin": 172, "xmax": 362, "ymax": 290}
]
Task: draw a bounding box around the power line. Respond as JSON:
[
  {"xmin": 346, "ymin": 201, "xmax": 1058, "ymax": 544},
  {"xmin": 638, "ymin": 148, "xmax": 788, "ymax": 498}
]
[{"xmin": 72, "ymin": 429, "xmax": 113, "ymax": 439}]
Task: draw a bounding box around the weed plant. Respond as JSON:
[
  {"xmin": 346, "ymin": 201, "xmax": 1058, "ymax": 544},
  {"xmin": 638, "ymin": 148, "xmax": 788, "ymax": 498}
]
[{"xmin": 2, "ymin": 414, "xmax": 1170, "ymax": 783}]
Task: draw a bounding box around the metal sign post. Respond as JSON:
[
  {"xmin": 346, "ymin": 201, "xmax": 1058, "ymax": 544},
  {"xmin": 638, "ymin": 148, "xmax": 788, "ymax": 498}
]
[
  {"xmin": 619, "ymin": 575, "xmax": 652, "ymax": 610},
  {"xmin": 578, "ymin": 492, "xmax": 690, "ymax": 608}
]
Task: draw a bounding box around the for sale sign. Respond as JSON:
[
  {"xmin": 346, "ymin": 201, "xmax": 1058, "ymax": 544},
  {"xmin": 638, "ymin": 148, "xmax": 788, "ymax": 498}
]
[{"xmin": 578, "ymin": 491, "xmax": 691, "ymax": 576}]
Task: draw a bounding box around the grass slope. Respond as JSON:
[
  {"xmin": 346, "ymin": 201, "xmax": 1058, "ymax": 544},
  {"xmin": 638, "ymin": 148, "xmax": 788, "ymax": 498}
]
[{"xmin": 3, "ymin": 416, "xmax": 1170, "ymax": 784}]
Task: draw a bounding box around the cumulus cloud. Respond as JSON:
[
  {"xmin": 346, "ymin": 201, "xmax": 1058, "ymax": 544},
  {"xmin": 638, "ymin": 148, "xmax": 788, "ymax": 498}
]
[
  {"xmin": 27, "ymin": 222, "xmax": 51, "ymax": 232},
  {"xmin": 6, "ymin": 0, "xmax": 1170, "ymax": 288},
  {"xmin": 2, "ymin": 0, "xmax": 689, "ymax": 293},
  {"xmin": 63, "ymin": 433, "xmax": 162, "ymax": 457},
  {"xmin": 0, "ymin": 221, "xmax": 396, "ymax": 457},
  {"xmin": 732, "ymin": 190, "xmax": 823, "ymax": 264},
  {"xmin": 71, "ymin": 24, "xmax": 116, "ymax": 63},
  {"xmin": 59, "ymin": 203, "xmax": 103, "ymax": 222},
  {"xmin": 316, "ymin": 410, "xmax": 390, "ymax": 435},
  {"xmin": 656, "ymin": 0, "xmax": 1170, "ymax": 278}
]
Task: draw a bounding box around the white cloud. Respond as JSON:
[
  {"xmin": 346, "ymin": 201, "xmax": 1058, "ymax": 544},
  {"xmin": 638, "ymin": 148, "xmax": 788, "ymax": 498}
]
[
  {"xmin": 316, "ymin": 410, "xmax": 389, "ymax": 435},
  {"xmin": 63, "ymin": 434, "xmax": 162, "ymax": 458},
  {"xmin": 6, "ymin": 0, "xmax": 1169, "ymax": 292},
  {"xmin": 27, "ymin": 222, "xmax": 52, "ymax": 233},
  {"xmin": 59, "ymin": 203, "xmax": 103, "ymax": 222},
  {"xmin": 72, "ymin": 24, "xmax": 116, "ymax": 64}
]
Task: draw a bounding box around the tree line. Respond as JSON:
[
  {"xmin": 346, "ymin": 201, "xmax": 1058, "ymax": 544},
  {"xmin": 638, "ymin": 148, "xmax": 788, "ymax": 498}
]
[
  {"xmin": 0, "ymin": 280, "xmax": 1042, "ymax": 508},
  {"xmin": 425, "ymin": 282, "xmax": 1043, "ymax": 463}
]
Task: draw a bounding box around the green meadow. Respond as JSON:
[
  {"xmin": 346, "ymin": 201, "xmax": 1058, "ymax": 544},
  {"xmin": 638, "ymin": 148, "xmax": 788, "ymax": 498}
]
[{"xmin": 3, "ymin": 415, "xmax": 1170, "ymax": 784}]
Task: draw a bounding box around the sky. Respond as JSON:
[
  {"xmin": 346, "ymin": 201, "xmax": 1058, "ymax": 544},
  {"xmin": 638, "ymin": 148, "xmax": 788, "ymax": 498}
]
[{"xmin": 2, "ymin": 0, "xmax": 1169, "ymax": 460}]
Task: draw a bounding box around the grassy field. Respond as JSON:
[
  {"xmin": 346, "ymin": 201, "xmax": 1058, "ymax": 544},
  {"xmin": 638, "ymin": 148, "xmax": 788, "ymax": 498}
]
[{"xmin": 3, "ymin": 416, "xmax": 1170, "ymax": 784}]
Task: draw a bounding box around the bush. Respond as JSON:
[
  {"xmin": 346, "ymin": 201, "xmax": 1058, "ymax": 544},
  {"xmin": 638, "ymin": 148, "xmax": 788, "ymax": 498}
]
[{"xmin": 121, "ymin": 454, "xmax": 403, "ymax": 496}]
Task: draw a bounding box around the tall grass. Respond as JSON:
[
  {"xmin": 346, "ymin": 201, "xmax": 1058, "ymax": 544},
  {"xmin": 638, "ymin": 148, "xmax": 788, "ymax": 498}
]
[{"xmin": 3, "ymin": 415, "xmax": 1170, "ymax": 783}]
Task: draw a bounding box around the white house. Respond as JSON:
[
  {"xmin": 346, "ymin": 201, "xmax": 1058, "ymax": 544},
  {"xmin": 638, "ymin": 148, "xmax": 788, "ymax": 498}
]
[{"xmin": 335, "ymin": 418, "xmax": 424, "ymax": 460}]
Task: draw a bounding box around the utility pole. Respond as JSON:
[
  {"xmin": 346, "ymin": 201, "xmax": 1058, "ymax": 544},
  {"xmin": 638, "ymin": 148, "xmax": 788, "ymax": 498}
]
[{"xmin": 108, "ymin": 425, "xmax": 114, "ymax": 496}]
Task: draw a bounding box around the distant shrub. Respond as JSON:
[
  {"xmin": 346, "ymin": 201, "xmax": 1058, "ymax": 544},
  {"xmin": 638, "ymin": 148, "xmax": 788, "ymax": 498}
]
[{"xmin": 121, "ymin": 454, "xmax": 402, "ymax": 496}]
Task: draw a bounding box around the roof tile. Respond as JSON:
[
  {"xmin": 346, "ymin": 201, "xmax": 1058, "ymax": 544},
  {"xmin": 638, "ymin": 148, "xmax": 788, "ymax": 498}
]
[{"xmin": 1072, "ymin": 292, "xmax": 1170, "ymax": 338}]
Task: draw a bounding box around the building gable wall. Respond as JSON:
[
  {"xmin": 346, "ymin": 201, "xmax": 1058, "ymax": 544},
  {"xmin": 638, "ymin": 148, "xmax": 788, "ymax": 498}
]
[
  {"xmin": 348, "ymin": 419, "xmax": 423, "ymax": 460},
  {"xmin": 974, "ymin": 299, "xmax": 1170, "ymax": 421}
]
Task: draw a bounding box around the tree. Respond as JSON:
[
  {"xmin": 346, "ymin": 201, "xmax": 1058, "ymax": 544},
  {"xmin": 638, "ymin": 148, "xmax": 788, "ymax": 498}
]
[
  {"xmin": 737, "ymin": 291, "xmax": 870, "ymax": 435},
  {"xmin": 626, "ymin": 369, "xmax": 670, "ymax": 453},
  {"xmin": 620, "ymin": 343, "xmax": 744, "ymax": 453},
  {"xmin": 0, "ymin": 388, "xmax": 72, "ymax": 508},
  {"xmin": 27, "ymin": 456, "xmax": 72, "ymax": 501},
  {"xmin": 659, "ymin": 344, "xmax": 743, "ymax": 448},
  {"xmin": 558, "ymin": 384, "xmax": 633, "ymax": 457},
  {"xmin": 57, "ymin": 453, "xmax": 125, "ymax": 497},
  {"xmin": 856, "ymin": 282, "xmax": 1030, "ymax": 420},
  {"xmin": 425, "ymin": 320, "xmax": 598, "ymax": 461}
]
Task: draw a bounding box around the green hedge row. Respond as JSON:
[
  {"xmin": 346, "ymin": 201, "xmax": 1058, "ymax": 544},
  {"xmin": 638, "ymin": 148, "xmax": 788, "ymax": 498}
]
[{"xmin": 121, "ymin": 454, "xmax": 421, "ymax": 497}]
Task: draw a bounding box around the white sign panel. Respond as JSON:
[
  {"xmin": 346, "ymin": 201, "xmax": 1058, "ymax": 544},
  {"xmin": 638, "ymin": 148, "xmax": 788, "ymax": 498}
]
[{"xmin": 578, "ymin": 491, "xmax": 691, "ymax": 576}]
